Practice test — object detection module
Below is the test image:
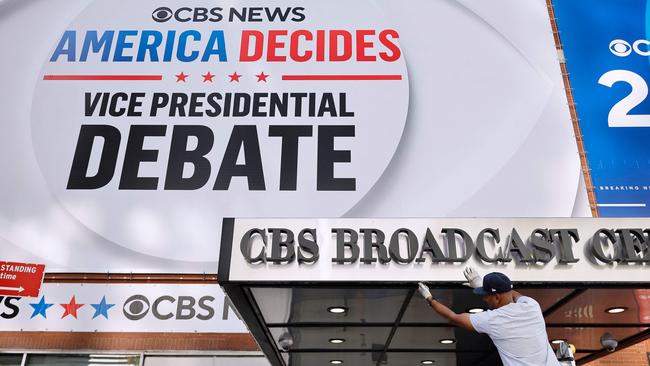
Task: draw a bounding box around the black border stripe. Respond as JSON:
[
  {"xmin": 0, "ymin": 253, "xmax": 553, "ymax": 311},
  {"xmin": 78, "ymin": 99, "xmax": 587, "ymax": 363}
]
[
  {"xmin": 218, "ymin": 218, "xmax": 235, "ymax": 283},
  {"xmin": 266, "ymin": 322, "xmax": 650, "ymax": 328},
  {"xmin": 278, "ymin": 348, "xmax": 602, "ymax": 353},
  {"xmin": 543, "ymin": 288, "xmax": 586, "ymax": 317},
  {"xmin": 376, "ymin": 289, "xmax": 416, "ymax": 366},
  {"xmin": 281, "ymin": 348, "xmax": 496, "ymax": 353},
  {"xmin": 221, "ymin": 284, "xmax": 285, "ymax": 366}
]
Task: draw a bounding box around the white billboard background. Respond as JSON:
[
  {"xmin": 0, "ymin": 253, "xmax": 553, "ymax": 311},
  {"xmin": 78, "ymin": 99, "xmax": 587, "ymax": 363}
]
[
  {"xmin": 0, "ymin": 283, "xmax": 247, "ymax": 332},
  {"xmin": 0, "ymin": 0, "xmax": 588, "ymax": 272}
]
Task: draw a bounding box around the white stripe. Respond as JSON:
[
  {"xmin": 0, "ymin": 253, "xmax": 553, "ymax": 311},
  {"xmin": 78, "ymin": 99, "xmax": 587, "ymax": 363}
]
[{"xmin": 597, "ymin": 203, "xmax": 647, "ymax": 207}]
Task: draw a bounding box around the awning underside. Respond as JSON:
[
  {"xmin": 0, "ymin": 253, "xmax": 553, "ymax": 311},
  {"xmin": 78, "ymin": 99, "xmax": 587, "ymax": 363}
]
[{"xmin": 223, "ymin": 285, "xmax": 650, "ymax": 366}]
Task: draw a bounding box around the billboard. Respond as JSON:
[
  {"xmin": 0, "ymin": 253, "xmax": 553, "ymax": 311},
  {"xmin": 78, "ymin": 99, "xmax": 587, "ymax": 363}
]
[
  {"xmin": 0, "ymin": 0, "xmax": 586, "ymax": 272},
  {"xmin": 553, "ymin": 0, "xmax": 650, "ymax": 217},
  {"xmin": 0, "ymin": 283, "xmax": 247, "ymax": 332}
]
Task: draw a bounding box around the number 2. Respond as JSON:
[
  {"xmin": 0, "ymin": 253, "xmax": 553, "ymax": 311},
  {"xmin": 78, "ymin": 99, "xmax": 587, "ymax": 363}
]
[{"xmin": 598, "ymin": 69, "xmax": 650, "ymax": 127}]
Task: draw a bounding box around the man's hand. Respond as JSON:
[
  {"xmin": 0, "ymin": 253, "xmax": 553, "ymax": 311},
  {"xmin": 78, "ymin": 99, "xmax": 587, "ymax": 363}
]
[
  {"xmin": 418, "ymin": 282, "xmax": 433, "ymax": 300},
  {"xmin": 463, "ymin": 267, "xmax": 482, "ymax": 289}
]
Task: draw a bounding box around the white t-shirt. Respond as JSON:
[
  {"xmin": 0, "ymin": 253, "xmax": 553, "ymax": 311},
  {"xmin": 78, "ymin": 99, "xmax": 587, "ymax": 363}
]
[{"xmin": 470, "ymin": 296, "xmax": 560, "ymax": 366}]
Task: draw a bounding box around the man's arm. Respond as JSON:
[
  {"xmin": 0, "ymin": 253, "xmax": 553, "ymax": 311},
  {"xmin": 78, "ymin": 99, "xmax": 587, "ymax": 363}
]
[
  {"xmin": 418, "ymin": 283, "xmax": 475, "ymax": 332},
  {"xmin": 427, "ymin": 298, "xmax": 475, "ymax": 332}
]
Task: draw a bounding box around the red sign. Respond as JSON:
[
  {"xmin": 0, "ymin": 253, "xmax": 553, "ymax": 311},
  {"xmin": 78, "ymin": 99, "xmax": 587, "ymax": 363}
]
[{"xmin": 0, "ymin": 261, "xmax": 45, "ymax": 297}]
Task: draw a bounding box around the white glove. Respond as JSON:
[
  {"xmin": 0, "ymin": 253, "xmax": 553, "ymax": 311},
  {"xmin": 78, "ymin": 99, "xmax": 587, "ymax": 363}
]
[
  {"xmin": 463, "ymin": 267, "xmax": 483, "ymax": 289},
  {"xmin": 417, "ymin": 282, "xmax": 433, "ymax": 300}
]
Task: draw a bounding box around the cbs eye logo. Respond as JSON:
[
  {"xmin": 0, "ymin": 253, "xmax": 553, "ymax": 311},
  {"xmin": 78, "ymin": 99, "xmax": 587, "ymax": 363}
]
[
  {"xmin": 152, "ymin": 7, "xmax": 173, "ymax": 22},
  {"xmin": 123, "ymin": 295, "xmax": 150, "ymax": 320},
  {"xmin": 610, "ymin": 39, "xmax": 632, "ymax": 57},
  {"xmin": 151, "ymin": 6, "xmax": 223, "ymax": 22},
  {"xmin": 609, "ymin": 39, "xmax": 650, "ymax": 57}
]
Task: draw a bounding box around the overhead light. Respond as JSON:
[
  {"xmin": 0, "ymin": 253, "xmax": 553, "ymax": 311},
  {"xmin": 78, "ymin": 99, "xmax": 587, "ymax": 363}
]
[
  {"xmin": 328, "ymin": 306, "xmax": 348, "ymax": 314},
  {"xmin": 468, "ymin": 308, "xmax": 485, "ymax": 313},
  {"xmin": 439, "ymin": 339, "xmax": 455, "ymax": 344},
  {"xmin": 329, "ymin": 338, "xmax": 345, "ymax": 344},
  {"xmin": 330, "ymin": 360, "xmax": 344, "ymax": 365},
  {"xmin": 606, "ymin": 307, "xmax": 627, "ymax": 314},
  {"xmin": 551, "ymin": 339, "xmax": 567, "ymax": 344},
  {"xmin": 421, "ymin": 360, "xmax": 435, "ymax": 365}
]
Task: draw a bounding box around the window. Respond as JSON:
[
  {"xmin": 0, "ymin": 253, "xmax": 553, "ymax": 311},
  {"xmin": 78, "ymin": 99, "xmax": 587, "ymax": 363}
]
[
  {"xmin": 26, "ymin": 354, "xmax": 140, "ymax": 366},
  {"xmin": 143, "ymin": 356, "xmax": 269, "ymax": 366},
  {"xmin": 0, "ymin": 354, "xmax": 22, "ymax": 366}
]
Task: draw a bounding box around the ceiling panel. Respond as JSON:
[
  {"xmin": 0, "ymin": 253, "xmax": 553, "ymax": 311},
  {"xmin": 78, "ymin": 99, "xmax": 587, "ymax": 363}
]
[
  {"xmin": 269, "ymin": 326, "xmax": 392, "ymax": 351},
  {"xmin": 546, "ymin": 326, "xmax": 647, "ymax": 351},
  {"xmin": 517, "ymin": 288, "xmax": 574, "ymax": 312},
  {"xmin": 285, "ymin": 351, "xmax": 379, "ymax": 366},
  {"xmin": 401, "ymin": 288, "xmax": 575, "ymax": 324},
  {"xmin": 401, "ymin": 289, "xmax": 487, "ymax": 323},
  {"xmin": 389, "ymin": 326, "xmax": 494, "ymax": 351},
  {"xmin": 383, "ymin": 352, "xmax": 461, "ymax": 366},
  {"xmin": 545, "ymin": 289, "xmax": 650, "ymax": 324},
  {"xmin": 283, "ymin": 351, "xmax": 496, "ymax": 366},
  {"xmin": 387, "ymin": 351, "xmax": 500, "ymax": 366},
  {"xmin": 251, "ymin": 287, "xmax": 409, "ymax": 324}
]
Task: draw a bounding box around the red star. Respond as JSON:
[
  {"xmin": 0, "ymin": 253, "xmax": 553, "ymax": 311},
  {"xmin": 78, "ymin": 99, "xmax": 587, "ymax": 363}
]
[
  {"xmin": 228, "ymin": 72, "xmax": 241, "ymax": 82},
  {"xmin": 202, "ymin": 72, "xmax": 215, "ymax": 82},
  {"xmin": 175, "ymin": 72, "xmax": 189, "ymax": 82},
  {"xmin": 256, "ymin": 72, "xmax": 269, "ymax": 82},
  {"xmin": 60, "ymin": 296, "xmax": 84, "ymax": 319}
]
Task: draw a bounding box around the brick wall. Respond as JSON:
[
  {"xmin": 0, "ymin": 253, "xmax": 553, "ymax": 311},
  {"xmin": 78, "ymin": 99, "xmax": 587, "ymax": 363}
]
[
  {"xmin": 585, "ymin": 339, "xmax": 650, "ymax": 366},
  {"xmin": 0, "ymin": 332, "xmax": 259, "ymax": 352}
]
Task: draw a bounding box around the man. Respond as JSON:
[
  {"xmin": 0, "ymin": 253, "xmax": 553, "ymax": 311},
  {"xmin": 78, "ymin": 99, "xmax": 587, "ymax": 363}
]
[{"xmin": 418, "ymin": 268, "xmax": 560, "ymax": 366}]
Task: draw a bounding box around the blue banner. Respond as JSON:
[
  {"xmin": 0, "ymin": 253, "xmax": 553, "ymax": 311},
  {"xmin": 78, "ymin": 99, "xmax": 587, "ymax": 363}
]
[{"xmin": 553, "ymin": 0, "xmax": 650, "ymax": 216}]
